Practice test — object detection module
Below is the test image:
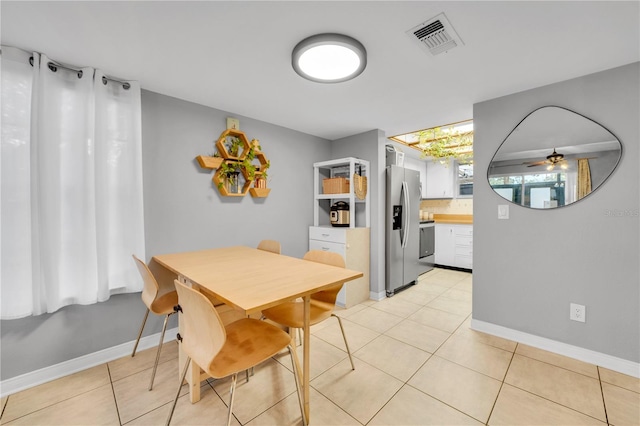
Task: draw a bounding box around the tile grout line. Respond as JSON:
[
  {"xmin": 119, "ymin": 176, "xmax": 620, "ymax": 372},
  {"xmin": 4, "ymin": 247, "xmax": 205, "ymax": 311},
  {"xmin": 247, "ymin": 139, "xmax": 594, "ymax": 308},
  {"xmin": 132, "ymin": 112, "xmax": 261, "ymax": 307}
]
[
  {"xmin": 502, "ymin": 380, "xmax": 610, "ymax": 424},
  {"xmin": 106, "ymin": 363, "xmax": 123, "ymax": 426},
  {"xmin": 0, "ymin": 395, "xmax": 7, "ymax": 420},
  {"xmin": 504, "ymin": 353, "xmax": 611, "ymax": 423},
  {"xmin": 484, "ymin": 341, "xmax": 519, "ymax": 424},
  {"xmin": 361, "ymin": 382, "xmax": 405, "ymax": 425},
  {"xmin": 513, "ymin": 352, "xmax": 605, "ymax": 380},
  {"xmin": 373, "ymin": 311, "xmax": 492, "ymax": 424},
  {"xmin": 308, "ymin": 382, "xmax": 364, "ymax": 426},
  {"xmin": 403, "ymin": 381, "xmax": 488, "ymax": 424},
  {"xmin": 0, "ymin": 369, "xmax": 115, "ymax": 424},
  {"xmin": 596, "ymin": 366, "xmax": 611, "ymax": 425}
]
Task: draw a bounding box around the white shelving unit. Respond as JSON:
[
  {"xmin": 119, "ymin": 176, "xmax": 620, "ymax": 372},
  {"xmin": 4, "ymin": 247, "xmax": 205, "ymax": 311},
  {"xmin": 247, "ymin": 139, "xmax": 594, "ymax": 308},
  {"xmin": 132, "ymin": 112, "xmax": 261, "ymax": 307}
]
[
  {"xmin": 311, "ymin": 157, "xmax": 370, "ymax": 307},
  {"xmin": 313, "ymin": 157, "xmax": 370, "ymax": 228}
]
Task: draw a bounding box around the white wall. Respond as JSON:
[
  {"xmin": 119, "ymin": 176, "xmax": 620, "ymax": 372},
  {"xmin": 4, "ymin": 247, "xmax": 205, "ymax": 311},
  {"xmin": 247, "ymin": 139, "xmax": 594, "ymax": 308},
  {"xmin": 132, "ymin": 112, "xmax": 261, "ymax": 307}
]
[{"xmin": 473, "ymin": 62, "xmax": 639, "ymax": 365}]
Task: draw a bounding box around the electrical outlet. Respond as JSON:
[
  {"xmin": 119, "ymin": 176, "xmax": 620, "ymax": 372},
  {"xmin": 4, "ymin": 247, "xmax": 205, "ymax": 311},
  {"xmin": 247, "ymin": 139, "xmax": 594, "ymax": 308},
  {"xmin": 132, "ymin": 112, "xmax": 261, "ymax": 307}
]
[{"xmin": 570, "ymin": 303, "xmax": 586, "ymax": 323}]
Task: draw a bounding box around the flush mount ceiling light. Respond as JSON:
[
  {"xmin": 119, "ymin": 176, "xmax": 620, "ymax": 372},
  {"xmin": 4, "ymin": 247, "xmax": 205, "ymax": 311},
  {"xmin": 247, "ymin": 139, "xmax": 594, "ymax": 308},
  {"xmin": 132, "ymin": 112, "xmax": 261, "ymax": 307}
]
[{"xmin": 292, "ymin": 33, "xmax": 367, "ymax": 83}]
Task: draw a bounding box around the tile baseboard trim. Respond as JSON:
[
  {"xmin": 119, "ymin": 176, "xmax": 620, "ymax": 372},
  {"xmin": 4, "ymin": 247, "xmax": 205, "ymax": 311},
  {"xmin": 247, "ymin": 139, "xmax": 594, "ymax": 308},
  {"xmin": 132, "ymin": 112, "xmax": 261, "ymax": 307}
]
[
  {"xmin": 0, "ymin": 327, "xmax": 178, "ymax": 397},
  {"xmin": 471, "ymin": 319, "xmax": 639, "ymax": 378}
]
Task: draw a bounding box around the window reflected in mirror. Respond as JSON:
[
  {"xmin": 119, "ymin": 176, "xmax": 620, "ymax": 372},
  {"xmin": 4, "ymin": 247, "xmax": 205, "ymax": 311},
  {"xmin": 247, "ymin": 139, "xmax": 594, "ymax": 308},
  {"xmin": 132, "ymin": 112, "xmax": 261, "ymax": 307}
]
[{"xmin": 487, "ymin": 106, "xmax": 622, "ymax": 209}]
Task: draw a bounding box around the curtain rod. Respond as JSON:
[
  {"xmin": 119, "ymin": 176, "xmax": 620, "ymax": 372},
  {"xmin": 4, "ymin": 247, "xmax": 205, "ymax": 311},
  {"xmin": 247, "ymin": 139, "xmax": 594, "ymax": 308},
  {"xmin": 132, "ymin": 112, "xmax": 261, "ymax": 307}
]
[{"xmin": 28, "ymin": 56, "xmax": 131, "ymax": 90}]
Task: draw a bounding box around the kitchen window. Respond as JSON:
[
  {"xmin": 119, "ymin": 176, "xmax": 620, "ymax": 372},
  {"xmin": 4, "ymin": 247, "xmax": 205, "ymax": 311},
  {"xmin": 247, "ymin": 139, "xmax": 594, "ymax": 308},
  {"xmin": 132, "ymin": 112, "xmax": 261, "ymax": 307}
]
[{"xmin": 458, "ymin": 162, "xmax": 473, "ymax": 197}]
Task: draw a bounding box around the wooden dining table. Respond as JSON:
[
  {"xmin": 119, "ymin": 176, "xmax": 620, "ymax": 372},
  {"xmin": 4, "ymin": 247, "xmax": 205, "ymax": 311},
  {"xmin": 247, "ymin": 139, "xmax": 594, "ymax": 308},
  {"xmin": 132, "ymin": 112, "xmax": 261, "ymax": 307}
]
[{"xmin": 152, "ymin": 246, "xmax": 363, "ymax": 424}]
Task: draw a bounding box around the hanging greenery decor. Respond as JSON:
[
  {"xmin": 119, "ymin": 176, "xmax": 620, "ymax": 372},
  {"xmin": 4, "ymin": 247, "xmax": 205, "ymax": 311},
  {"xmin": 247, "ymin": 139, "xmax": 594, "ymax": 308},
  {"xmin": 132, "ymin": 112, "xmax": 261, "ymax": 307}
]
[{"xmin": 417, "ymin": 123, "xmax": 473, "ymax": 166}]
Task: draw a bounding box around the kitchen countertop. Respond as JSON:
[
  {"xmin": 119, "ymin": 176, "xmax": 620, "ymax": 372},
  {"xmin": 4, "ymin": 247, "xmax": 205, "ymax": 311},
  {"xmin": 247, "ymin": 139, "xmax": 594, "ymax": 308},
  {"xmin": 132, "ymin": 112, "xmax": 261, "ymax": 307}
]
[{"xmin": 433, "ymin": 214, "xmax": 473, "ymax": 225}]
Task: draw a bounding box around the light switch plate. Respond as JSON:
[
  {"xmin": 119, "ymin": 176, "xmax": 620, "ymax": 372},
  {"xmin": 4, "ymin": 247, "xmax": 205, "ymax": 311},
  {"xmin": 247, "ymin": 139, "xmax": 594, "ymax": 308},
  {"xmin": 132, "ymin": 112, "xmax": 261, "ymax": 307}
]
[
  {"xmin": 498, "ymin": 204, "xmax": 509, "ymax": 219},
  {"xmin": 226, "ymin": 117, "xmax": 240, "ymax": 130}
]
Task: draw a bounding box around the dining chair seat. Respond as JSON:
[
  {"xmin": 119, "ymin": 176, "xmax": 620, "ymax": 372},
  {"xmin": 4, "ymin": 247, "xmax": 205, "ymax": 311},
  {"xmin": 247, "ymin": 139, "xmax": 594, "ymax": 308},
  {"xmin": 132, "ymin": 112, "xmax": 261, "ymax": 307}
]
[
  {"xmin": 260, "ymin": 298, "xmax": 335, "ymax": 328},
  {"xmin": 150, "ymin": 291, "xmax": 179, "ymax": 315},
  {"xmin": 261, "ymin": 250, "xmax": 355, "ymax": 370},
  {"xmin": 166, "ymin": 280, "xmax": 305, "ymax": 426},
  {"xmin": 131, "ymin": 255, "xmax": 179, "ymax": 391},
  {"xmin": 206, "ymin": 318, "xmax": 291, "ymax": 378}
]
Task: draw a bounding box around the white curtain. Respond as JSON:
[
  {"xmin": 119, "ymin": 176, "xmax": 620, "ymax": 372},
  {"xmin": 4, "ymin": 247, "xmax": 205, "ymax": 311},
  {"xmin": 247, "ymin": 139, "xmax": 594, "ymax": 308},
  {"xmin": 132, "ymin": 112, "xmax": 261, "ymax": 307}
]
[{"xmin": 1, "ymin": 46, "xmax": 145, "ymax": 319}]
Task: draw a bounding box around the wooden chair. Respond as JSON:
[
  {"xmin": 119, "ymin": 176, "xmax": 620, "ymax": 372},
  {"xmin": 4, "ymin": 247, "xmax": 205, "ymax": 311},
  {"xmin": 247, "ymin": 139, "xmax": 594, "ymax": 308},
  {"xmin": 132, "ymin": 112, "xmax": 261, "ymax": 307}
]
[
  {"xmin": 166, "ymin": 280, "xmax": 305, "ymax": 426},
  {"xmin": 261, "ymin": 250, "xmax": 355, "ymax": 370},
  {"xmin": 131, "ymin": 255, "xmax": 179, "ymax": 391},
  {"xmin": 257, "ymin": 239, "xmax": 281, "ymax": 254}
]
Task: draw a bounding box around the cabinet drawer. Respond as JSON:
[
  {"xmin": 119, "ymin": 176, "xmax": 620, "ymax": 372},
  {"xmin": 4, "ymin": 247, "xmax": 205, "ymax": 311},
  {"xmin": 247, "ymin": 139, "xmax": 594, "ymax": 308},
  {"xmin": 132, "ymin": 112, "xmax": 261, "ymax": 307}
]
[
  {"xmin": 456, "ymin": 235, "xmax": 473, "ymax": 247},
  {"xmin": 309, "ymin": 226, "xmax": 346, "ymax": 244},
  {"xmin": 455, "ymin": 245, "xmax": 473, "ymax": 257},
  {"xmin": 455, "ymin": 254, "xmax": 473, "ymax": 269},
  {"xmin": 309, "ymin": 239, "xmax": 346, "ymax": 256},
  {"xmin": 454, "ymin": 226, "xmax": 473, "ymax": 237}
]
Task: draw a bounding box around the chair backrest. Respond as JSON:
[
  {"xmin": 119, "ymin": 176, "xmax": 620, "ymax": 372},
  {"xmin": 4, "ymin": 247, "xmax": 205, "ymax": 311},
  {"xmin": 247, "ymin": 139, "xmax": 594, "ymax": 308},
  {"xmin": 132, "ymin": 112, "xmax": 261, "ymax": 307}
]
[
  {"xmin": 132, "ymin": 255, "xmax": 159, "ymax": 311},
  {"xmin": 174, "ymin": 280, "xmax": 227, "ymax": 375},
  {"xmin": 303, "ymin": 250, "xmax": 346, "ymax": 305},
  {"xmin": 257, "ymin": 239, "xmax": 281, "ymax": 254}
]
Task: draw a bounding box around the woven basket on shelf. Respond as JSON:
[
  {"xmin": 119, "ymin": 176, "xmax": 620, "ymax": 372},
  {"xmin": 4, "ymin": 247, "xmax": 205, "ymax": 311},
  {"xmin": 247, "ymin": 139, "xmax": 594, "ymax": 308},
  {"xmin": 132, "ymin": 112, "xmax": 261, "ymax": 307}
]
[
  {"xmin": 353, "ymin": 163, "xmax": 367, "ymax": 200},
  {"xmin": 322, "ymin": 177, "xmax": 350, "ymax": 194}
]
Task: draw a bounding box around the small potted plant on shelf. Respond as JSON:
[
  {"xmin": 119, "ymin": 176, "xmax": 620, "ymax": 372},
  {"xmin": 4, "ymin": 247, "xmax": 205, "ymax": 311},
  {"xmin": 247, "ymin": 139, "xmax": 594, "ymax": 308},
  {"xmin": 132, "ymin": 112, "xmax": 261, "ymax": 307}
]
[
  {"xmin": 254, "ymin": 161, "xmax": 270, "ymax": 189},
  {"xmin": 218, "ymin": 160, "xmax": 242, "ymax": 194},
  {"xmin": 226, "ymin": 136, "xmax": 243, "ymax": 158}
]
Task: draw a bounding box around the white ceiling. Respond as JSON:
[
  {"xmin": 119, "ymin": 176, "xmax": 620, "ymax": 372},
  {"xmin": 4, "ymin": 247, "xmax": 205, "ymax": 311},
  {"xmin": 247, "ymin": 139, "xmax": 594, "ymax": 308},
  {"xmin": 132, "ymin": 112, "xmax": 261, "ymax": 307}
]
[{"xmin": 2, "ymin": 1, "xmax": 639, "ymax": 141}]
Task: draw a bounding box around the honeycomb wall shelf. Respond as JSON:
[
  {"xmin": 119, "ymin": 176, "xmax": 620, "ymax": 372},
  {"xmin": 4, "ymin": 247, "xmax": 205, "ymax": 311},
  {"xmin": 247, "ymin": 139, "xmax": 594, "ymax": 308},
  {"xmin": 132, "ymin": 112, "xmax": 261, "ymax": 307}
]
[
  {"xmin": 196, "ymin": 155, "xmax": 223, "ymax": 169},
  {"xmin": 196, "ymin": 128, "xmax": 271, "ymax": 198}
]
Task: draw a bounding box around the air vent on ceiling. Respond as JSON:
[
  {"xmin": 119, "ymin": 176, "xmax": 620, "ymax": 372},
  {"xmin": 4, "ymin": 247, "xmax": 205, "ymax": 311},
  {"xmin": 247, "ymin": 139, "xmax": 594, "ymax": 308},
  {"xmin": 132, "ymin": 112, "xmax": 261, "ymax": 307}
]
[{"xmin": 407, "ymin": 13, "xmax": 464, "ymax": 56}]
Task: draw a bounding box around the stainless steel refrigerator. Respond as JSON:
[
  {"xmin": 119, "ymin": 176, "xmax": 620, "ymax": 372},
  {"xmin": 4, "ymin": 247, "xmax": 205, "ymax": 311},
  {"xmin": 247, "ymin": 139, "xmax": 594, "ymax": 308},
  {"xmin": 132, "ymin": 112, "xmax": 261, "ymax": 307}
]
[{"xmin": 385, "ymin": 165, "xmax": 421, "ymax": 296}]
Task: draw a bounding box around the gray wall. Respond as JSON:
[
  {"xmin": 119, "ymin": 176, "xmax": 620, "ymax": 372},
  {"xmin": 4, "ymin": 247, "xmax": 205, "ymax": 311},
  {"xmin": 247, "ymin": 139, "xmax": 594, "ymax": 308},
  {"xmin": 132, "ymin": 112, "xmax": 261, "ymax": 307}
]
[
  {"xmin": 331, "ymin": 129, "xmax": 387, "ymax": 297},
  {"xmin": 141, "ymin": 90, "xmax": 330, "ymax": 258},
  {"xmin": 1, "ymin": 90, "xmax": 332, "ymax": 381},
  {"xmin": 473, "ymin": 62, "xmax": 639, "ymax": 362}
]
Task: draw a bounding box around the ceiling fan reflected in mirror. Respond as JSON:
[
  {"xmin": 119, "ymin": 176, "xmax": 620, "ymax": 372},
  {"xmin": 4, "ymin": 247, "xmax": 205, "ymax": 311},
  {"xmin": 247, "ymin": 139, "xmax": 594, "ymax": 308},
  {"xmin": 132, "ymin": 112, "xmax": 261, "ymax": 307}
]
[
  {"xmin": 524, "ymin": 148, "xmax": 597, "ymax": 171},
  {"xmin": 525, "ymin": 148, "xmax": 567, "ymax": 170}
]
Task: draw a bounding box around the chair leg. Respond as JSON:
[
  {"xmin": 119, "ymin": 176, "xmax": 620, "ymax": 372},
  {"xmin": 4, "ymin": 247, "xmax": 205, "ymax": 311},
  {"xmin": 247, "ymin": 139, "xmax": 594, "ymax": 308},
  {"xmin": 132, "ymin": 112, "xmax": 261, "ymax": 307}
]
[
  {"xmin": 149, "ymin": 312, "xmax": 172, "ymax": 391},
  {"xmin": 166, "ymin": 356, "xmax": 191, "ymax": 426},
  {"xmin": 288, "ymin": 345, "xmax": 307, "ymax": 426},
  {"xmin": 132, "ymin": 308, "xmax": 150, "ymax": 357},
  {"xmin": 226, "ymin": 373, "xmax": 238, "ymax": 426},
  {"xmin": 332, "ymin": 314, "xmax": 355, "ymax": 370}
]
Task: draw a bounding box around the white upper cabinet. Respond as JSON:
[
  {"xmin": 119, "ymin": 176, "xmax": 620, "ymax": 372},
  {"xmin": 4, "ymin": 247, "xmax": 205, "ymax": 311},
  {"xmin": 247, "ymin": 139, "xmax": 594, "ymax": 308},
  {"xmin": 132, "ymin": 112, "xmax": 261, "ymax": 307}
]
[
  {"xmin": 425, "ymin": 158, "xmax": 455, "ymax": 199},
  {"xmin": 403, "ymin": 156, "xmax": 428, "ymax": 199}
]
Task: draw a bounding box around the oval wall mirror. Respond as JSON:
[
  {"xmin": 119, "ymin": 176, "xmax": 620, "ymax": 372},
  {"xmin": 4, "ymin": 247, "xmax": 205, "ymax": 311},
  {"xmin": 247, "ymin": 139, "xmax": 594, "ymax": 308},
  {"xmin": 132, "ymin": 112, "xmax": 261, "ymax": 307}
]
[{"xmin": 487, "ymin": 106, "xmax": 622, "ymax": 209}]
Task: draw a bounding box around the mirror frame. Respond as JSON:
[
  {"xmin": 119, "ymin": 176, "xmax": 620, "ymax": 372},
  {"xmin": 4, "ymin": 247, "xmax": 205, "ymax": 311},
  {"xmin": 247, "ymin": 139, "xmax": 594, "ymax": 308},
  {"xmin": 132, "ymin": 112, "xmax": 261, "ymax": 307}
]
[{"xmin": 487, "ymin": 105, "xmax": 623, "ymax": 209}]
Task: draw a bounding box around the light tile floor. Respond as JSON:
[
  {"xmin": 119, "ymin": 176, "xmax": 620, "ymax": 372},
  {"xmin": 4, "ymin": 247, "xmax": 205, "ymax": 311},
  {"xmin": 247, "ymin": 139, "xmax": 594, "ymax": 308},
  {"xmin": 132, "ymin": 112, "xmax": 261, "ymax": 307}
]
[{"xmin": 2, "ymin": 268, "xmax": 639, "ymax": 425}]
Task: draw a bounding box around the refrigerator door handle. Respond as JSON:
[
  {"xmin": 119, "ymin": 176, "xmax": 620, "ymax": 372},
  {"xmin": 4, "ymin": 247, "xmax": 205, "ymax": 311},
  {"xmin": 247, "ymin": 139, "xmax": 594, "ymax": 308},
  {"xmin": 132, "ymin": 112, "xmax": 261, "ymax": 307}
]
[{"xmin": 401, "ymin": 181, "xmax": 409, "ymax": 248}]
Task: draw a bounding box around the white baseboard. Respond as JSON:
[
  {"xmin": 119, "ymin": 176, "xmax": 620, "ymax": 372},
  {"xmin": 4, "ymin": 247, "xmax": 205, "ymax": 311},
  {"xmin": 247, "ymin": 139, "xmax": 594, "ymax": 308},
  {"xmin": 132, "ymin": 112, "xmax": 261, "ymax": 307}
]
[
  {"xmin": 0, "ymin": 327, "xmax": 178, "ymax": 397},
  {"xmin": 471, "ymin": 319, "xmax": 640, "ymax": 379}
]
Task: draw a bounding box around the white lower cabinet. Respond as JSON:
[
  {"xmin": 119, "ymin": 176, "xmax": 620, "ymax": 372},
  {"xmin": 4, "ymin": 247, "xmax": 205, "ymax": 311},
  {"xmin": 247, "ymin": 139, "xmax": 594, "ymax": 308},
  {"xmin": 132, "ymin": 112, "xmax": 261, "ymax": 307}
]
[
  {"xmin": 435, "ymin": 224, "xmax": 473, "ymax": 269},
  {"xmin": 309, "ymin": 226, "xmax": 370, "ymax": 308}
]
